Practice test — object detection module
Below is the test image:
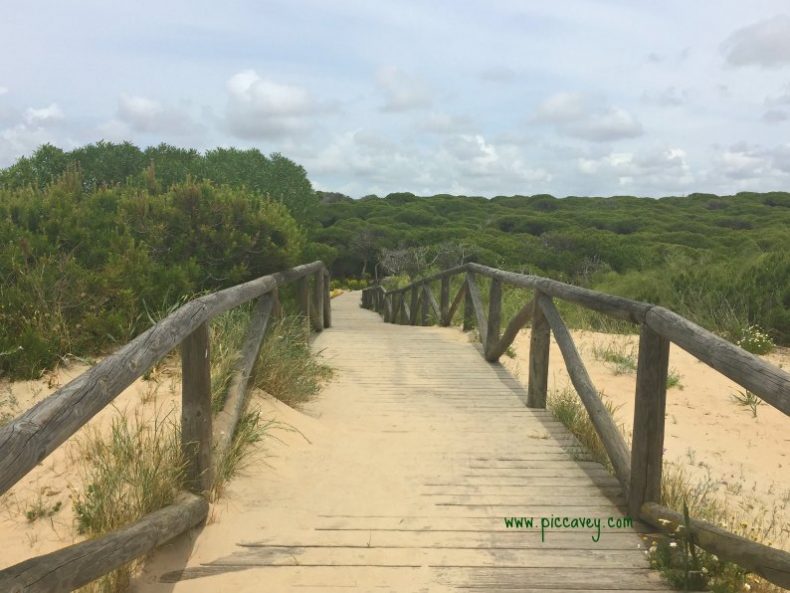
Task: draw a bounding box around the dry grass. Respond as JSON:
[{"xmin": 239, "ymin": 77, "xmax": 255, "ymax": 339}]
[
  {"xmin": 72, "ymin": 406, "xmax": 185, "ymax": 593},
  {"xmin": 250, "ymin": 316, "xmax": 333, "ymax": 408}
]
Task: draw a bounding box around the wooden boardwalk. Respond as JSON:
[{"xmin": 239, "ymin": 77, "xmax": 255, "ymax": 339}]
[{"xmin": 146, "ymin": 292, "xmax": 672, "ymax": 592}]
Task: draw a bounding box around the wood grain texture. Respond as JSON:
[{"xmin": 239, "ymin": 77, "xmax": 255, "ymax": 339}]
[
  {"xmin": 484, "ymin": 278, "xmax": 502, "ymax": 362},
  {"xmin": 311, "ymin": 270, "xmax": 324, "ymax": 332},
  {"xmin": 646, "ymin": 306, "xmax": 790, "ymax": 416},
  {"xmin": 465, "ymin": 272, "xmax": 488, "ymax": 346},
  {"xmin": 322, "ymin": 270, "xmax": 332, "ymax": 329},
  {"xmin": 489, "ymin": 297, "xmax": 534, "ymax": 362},
  {"xmin": 447, "ymin": 283, "xmax": 466, "ymax": 328},
  {"xmin": 538, "ymin": 294, "xmax": 632, "ymax": 494},
  {"xmin": 213, "ymin": 294, "xmax": 274, "ymax": 466},
  {"xmin": 641, "ymin": 502, "xmax": 790, "ymax": 588},
  {"xmin": 440, "ymin": 276, "xmax": 450, "ymax": 326},
  {"xmin": 629, "ymin": 325, "xmax": 669, "ymax": 518},
  {"xmin": 181, "ymin": 322, "xmax": 213, "ymax": 494},
  {"xmin": 527, "ymin": 294, "xmax": 549, "ymax": 409},
  {"xmin": 0, "ymin": 493, "xmax": 208, "ymax": 593},
  {"xmin": 0, "ymin": 261, "xmax": 325, "ymax": 497},
  {"xmin": 153, "ymin": 293, "xmax": 672, "ymax": 591}
]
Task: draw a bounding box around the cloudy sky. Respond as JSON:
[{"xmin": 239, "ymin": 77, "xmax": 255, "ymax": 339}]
[{"xmin": 3, "ymin": 1, "xmax": 790, "ymax": 197}]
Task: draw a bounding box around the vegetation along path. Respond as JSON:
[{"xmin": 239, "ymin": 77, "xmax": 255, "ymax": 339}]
[{"xmin": 137, "ymin": 291, "xmax": 673, "ymax": 592}]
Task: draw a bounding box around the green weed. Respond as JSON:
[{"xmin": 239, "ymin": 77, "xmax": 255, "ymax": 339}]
[
  {"xmin": 250, "ymin": 316, "xmax": 333, "ymax": 407},
  {"xmin": 730, "ymin": 389, "xmax": 763, "ymax": 418}
]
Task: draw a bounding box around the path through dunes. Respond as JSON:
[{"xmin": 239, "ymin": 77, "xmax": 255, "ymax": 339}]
[{"xmin": 134, "ymin": 291, "xmax": 672, "ymax": 592}]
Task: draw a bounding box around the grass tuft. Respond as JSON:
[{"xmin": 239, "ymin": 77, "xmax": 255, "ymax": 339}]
[
  {"xmin": 251, "ymin": 316, "xmax": 332, "ymax": 407},
  {"xmin": 212, "ymin": 409, "xmax": 275, "ymax": 500},
  {"xmin": 72, "ymin": 407, "xmax": 185, "ymax": 593},
  {"xmin": 546, "ymin": 386, "xmax": 622, "ymax": 469}
]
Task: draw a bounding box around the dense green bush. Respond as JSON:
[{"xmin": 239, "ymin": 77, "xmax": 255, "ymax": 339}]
[
  {"xmin": 0, "ymin": 171, "xmax": 304, "ymax": 379},
  {"xmin": 316, "ymin": 191, "xmax": 790, "ymax": 344}
]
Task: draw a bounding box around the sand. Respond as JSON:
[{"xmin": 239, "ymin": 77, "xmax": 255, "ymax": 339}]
[
  {"xmin": 500, "ymin": 329, "xmax": 790, "ymax": 531},
  {"xmin": 0, "ymin": 301, "xmax": 787, "ymax": 588}
]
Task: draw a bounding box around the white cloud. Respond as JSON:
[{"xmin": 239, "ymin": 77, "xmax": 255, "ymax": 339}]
[
  {"xmin": 722, "ymin": 14, "xmax": 790, "ymax": 68},
  {"xmin": 417, "ymin": 111, "xmax": 475, "ymax": 135},
  {"xmin": 225, "ymin": 69, "xmax": 329, "ymax": 139},
  {"xmin": 24, "ymin": 103, "xmax": 64, "ymax": 126},
  {"xmin": 535, "ymin": 92, "xmax": 643, "ymax": 142},
  {"xmin": 535, "ymin": 92, "xmax": 587, "ymax": 123},
  {"xmin": 642, "ymin": 86, "xmax": 688, "ymax": 107},
  {"xmin": 578, "ymin": 147, "xmax": 692, "ymax": 191},
  {"xmin": 305, "ymin": 130, "xmax": 551, "ymax": 196},
  {"xmin": 567, "ymin": 108, "xmax": 643, "ymax": 142},
  {"xmin": 376, "ymin": 66, "xmax": 432, "ymax": 112},
  {"xmin": 117, "ymin": 94, "xmax": 193, "ymax": 134},
  {"xmin": 0, "ymin": 87, "xmax": 8, "ymax": 96}
]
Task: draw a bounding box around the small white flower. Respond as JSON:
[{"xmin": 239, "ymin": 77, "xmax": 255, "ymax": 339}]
[
  {"xmin": 743, "ymin": 583, "xmax": 751, "ymax": 591},
  {"xmin": 669, "ymin": 541, "xmax": 677, "ymax": 548}
]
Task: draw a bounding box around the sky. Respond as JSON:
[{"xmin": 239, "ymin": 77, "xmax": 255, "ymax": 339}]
[{"xmin": 3, "ymin": 1, "xmax": 790, "ymax": 198}]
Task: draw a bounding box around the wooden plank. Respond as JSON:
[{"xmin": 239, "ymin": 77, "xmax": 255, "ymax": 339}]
[
  {"xmin": 410, "ymin": 285, "xmax": 419, "ymax": 325},
  {"xmin": 181, "ymin": 322, "xmax": 213, "ymax": 494},
  {"xmin": 641, "ymin": 502, "xmax": 790, "ymax": 589},
  {"xmin": 467, "ymin": 262, "xmax": 650, "ymax": 323},
  {"xmin": 322, "ymin": 270, "xmax": 332, "ymax": 328},
  {"xmin": 420, "ymin": 284, "xmax": 431, "ymax": 325},
  {"xmin": 629, "ymin": 324, "xmax": 669, "ymax": 518},
  {"xmin": 440, "ymin": 276, "xmax": 450, "ymax": 326},
  {"xmin": 311, "ymin": 270, "xmax": 324, "ymax": 331},
  {"xmin": 488, "ymin": 297, "xmax": 534, "ymax": 362},
  {"xmin": 297, "ymin": 275, "xmax": 311, "ymax": 333},
  {"xmin": 526, "ymin": 294, "xmax": 549, "ymax": 408},
  {"xmin": 537, "ymin": 294, "xmax": 632, "ymax": 495},
  {"xmin": 465, "ymin": 272, "xmax": 488, "ymax": 345},
  {"xmin": 447, "ymin": 282, "xmax": 467, "ymax": 327},
  {"xmin": 435, "ymin": 566, "xmax": 669, "ymax": 590},
  {"xmin": 646, "ymin": 306, "xmax": 790, "ymax": 416},
  {"xmin": 484, "ymin": 278, "xmax": 502, "ymax": 362},
  {"xmin": 0, "ymin": 261, "xmax": 325, "ymax": 497},
  {"xmin": 424, "ymin": 283, "xmax": 441, "ymax": 323},
  {"xmin": 213, "ymin": 293, "xmax": 274, "ymax": 466},
  {"xmin": 463, "ymin": 278, "xmax": 474, "ymax": 331},
  {"xmin": 0, "ymin": 492, "xmax": 208, "ymax": 593}
]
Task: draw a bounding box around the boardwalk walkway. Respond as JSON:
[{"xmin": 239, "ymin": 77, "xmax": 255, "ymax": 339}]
[{"xmin": 140, "ymin": 292, "xmax": 672, "ymax": 592}]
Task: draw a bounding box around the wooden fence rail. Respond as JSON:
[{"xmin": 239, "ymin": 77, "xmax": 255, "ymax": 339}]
[
  {"xmin": 362, "ymin": 263, "xmax": 790, "ymax": 589},
  {"xmin": 0, "ymin": 261, "xmax": 332, "ymax": 593}
]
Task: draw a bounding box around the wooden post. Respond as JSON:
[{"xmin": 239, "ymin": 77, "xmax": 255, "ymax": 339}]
[
  {"xmin": 297, "ymin": 276, "xmax": 311, "ymax": 334},
  {"xmin": 462, "ymin": 278, "xmax": 474, "ymax": 331},
  {"xmin": 527, "ymin": 292, "xmax": 550, "ymax": 408},
  {"xmin": 410, "ymin": 285, "xmax": 419, "ymax": 325},
  {"xmin": 311, "ymin": 271, "xmax": 324, "ymax": 332},
  {"xmin": 181, "ymin": 322, "xmax": 212, "ymax": 494},
  {"xmin": 629, "ymin": 324, "xmax": 670, "ymax": 518},
  {"xmin": 484, "ymin": 278, "xmax": 502, "ymax": 362},
  {"xmin": 384, "ymin": 293, "xmax": 392, "ymax": 323},
  {"xmin": 272, "ymin": 288, "xmax": 283, "ymax": 319},
  {"xmin": 440, "ymin": 276, "xmax": 450, "ymax": 326},
  {"xmin": 420, "ymin": 284, "xmax": 430, "ymax": 325},
  {"xmin": 323, "ymin": 271, "xmax": 332, "ymax": 328}
]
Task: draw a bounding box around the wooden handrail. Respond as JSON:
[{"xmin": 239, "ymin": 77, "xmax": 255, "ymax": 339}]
[
  {"xmin": 361, "ymin": 263, "xmax": 790, "ymax": 588},
  {"xmin": 0, "ymin": 261, "xmax": 332, "ymax": 592}
]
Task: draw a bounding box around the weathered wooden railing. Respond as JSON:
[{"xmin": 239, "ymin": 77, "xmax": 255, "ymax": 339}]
[
  {"xmin": 0, "ymin": 261, "xmax": 331, "ymax": 593},
  {"xmin": 362, "ymin": 263, "xmax": 790, "ymax": 588}
]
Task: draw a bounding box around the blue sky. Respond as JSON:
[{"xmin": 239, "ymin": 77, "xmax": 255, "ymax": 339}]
[{"xmin": 3, "ymin": 1, "xmax": 790, "ymax": 197}]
